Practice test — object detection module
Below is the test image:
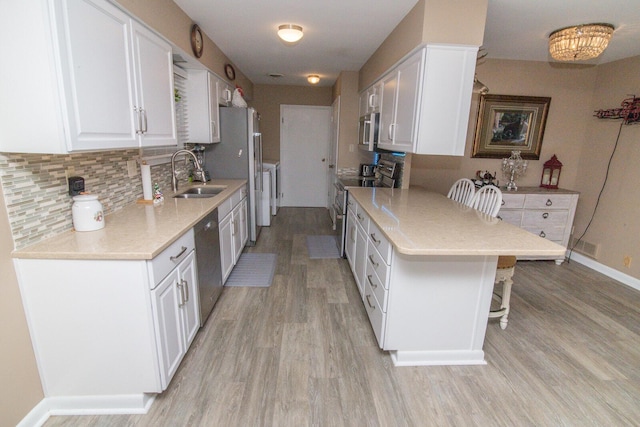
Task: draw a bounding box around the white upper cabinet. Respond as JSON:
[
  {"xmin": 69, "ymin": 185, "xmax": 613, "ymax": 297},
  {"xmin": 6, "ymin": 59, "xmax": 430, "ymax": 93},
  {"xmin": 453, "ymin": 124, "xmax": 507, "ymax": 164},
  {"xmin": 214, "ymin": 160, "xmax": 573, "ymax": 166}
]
[
  {"xmin": 358, "ymin": 82, "xmax": 383, "ymax": 116},
  {"xmin": 0, "ymin": 0, "xmax": 176, "ymax": 154},
  {"xmin": 373, "ymin": 44, "xmax": 477, "ymax": 156},
  {"xmin": 186, "ymin": 70, "xmax": 219, "ymax": 144}
]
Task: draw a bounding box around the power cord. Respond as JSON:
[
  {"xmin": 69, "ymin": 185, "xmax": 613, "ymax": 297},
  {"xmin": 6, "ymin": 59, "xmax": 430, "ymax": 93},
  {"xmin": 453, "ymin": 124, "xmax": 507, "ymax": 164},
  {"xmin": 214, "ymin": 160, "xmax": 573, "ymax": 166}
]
[{"xmin": 567, "ymin": 120, "xmax": 624, "ymax": 262}]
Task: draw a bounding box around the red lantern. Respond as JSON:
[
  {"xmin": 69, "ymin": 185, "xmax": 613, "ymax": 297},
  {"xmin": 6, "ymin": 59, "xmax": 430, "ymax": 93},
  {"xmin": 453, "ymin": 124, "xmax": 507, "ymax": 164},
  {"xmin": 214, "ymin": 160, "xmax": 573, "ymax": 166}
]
[{"xmin": 540, "ymin": 155, "xmax": 562, "ymax": 189}]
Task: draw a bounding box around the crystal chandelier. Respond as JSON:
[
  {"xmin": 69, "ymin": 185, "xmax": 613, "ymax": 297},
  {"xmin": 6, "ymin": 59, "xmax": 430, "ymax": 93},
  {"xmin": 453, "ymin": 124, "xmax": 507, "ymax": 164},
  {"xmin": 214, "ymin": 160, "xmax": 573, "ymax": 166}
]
[
  {"xmin": 502, "ymin": 151, "xmax": 528, "ymax": 191},
  {"xmin": 549, "ymin": 23, "xmax": 614, "ymax": 61}
]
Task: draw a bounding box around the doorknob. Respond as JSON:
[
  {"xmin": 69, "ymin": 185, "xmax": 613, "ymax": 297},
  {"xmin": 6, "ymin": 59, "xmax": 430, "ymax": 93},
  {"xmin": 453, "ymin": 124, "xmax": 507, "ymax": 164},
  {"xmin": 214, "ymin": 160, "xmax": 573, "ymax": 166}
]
[{"xmin": 329, "ymin": 164, "xmax": 335, "ymax": 169}]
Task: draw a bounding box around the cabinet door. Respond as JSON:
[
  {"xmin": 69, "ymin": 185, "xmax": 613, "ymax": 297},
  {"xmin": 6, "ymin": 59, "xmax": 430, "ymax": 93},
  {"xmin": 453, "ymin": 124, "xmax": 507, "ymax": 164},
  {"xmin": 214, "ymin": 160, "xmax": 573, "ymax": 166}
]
[
  {"xmin": 389, "ymin": 53, "xmax": 422, "ymax": 151},
  {"xmin": 345, "ymin": 210, "xmax": 357, "ymax": 269},
  {"xmin": 239, "ymin": 198, "xmax": 248, "ymax": 248},
  {"xmin": 60, "ymin": 0, "xmax": 139, "ymax": 151},
  {"xmin": 219, "ymin": 213, "xmax": 234, "ymax": 283},
  {"xmin": 232, "ymin": 204, "xmax": 243, "ymax": 262},
  {"xmin": 131, "ymin": 22, "xmax": 177, "ymax": 147},
  {"xmin": 178, "ymin": 251, "xmax": 200, "ymax": 348},
  {"xmin": 218, "ymin": 80, "xmax": 233, "ymax": 106},
  {"xmin": 354, "ymin": 223, "xmax": 368, "ymax": 298},
  {"xmin": 152, "ymin": 268, "xmax": 184, "ymax": 389},
  {"xmin": 378, "ymin": 72, "xmax": 397, "ymax": 147},
  {"xmin": 209, "ymin": 74, "xmax": 221, "ymax": 143}
]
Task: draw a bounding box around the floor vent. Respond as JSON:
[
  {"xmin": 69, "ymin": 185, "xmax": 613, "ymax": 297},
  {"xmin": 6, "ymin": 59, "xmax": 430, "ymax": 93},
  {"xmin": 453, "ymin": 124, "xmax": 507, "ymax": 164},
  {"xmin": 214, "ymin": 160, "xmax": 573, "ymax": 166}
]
[{"xmin": 570, "ymin": 237, "xmax": 600, "ymax": 259}]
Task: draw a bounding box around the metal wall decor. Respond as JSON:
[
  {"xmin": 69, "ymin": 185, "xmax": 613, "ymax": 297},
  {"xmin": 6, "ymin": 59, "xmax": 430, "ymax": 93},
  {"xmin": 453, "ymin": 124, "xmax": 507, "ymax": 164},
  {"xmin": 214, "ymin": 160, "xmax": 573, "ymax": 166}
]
[{"xmin": 594, "ymin": 95, "xmax": 640, "ymax": 125}]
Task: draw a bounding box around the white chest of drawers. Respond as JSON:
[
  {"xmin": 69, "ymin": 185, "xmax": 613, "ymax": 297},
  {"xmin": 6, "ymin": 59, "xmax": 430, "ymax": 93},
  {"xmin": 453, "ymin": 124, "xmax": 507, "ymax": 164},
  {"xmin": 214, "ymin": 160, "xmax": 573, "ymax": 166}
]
[{"xmin": 499, "ymin": 187, "xmax": 579, "ymax": 264}]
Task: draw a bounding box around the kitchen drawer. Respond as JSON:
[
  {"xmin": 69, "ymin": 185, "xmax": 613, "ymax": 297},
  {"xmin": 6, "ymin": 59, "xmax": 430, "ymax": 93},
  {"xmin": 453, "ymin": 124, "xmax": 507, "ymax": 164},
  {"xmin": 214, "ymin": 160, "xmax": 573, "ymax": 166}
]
[
  {"xmin": 346, "ymin": 195, "xmax": 356, "ymax": 213},
  {"xmin": 363, "ymin": 279, "xmax": 386, "ymax": 348},
  {"xmin": 218, "ymin": 196, "xmax": 234, "ymax": 219},
  {"xmin": 367, "ymin": 240, "xmax": 390, "ymax": 287},
  {"xmin": 522, "ymin": 210, "xmax": 569, "ymax": 227},
  {"xmin": 231, "ymin": 187, "xmax": 243, "ymax": 206},
  {"xmin": 355, "ymin": 209, "xmax": 370, "ymax": 234},
  {"xmin": 524, "ymin": 194, "xmax": 573, "ymax": 210},
  {"xmin": 365, "ymin": 262, "xmax": 389, "ymax": 311},
  {"xmin": 497, "ymin": 210, "xmax": 523, "ymax": 226},
  {"xmin": 501, "ymin": 193, "xmax": 525, "ymax": 209},
  {"xmin": 148, "ymin": 228, "xmax": 195, "ymax": 289},
  {"xmin": 522, "ymin": 226, "xmax": 566, "ymax": 241},
  {"xmin": 368, "ymin": 221, "xmax": 391, "ymax": 264}
]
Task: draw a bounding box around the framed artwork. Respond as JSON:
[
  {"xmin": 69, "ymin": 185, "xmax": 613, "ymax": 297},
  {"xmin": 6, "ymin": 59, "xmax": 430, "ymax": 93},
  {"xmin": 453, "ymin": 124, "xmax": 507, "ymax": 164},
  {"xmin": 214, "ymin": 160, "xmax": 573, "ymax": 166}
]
[{"xmin": 472, "ymin": 95, "xmax": 551, "ymax": 159}]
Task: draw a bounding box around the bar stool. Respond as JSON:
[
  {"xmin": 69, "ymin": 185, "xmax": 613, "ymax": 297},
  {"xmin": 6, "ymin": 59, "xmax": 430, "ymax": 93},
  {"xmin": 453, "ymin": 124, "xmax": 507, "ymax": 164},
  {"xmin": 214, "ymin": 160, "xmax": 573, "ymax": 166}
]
[{"xmin": 489, "ymin": 255, "xmax": 516, "ymax": 329}]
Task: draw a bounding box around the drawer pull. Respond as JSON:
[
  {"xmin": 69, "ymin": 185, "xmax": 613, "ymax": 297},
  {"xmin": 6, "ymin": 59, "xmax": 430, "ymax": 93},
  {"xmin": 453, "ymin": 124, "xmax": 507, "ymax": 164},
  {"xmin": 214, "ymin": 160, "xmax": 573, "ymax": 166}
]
[
  {"xmin": 367, "ymin": 274, "xmax": 378, "ymax": 289},
  {"xmin": 170, "ymin": 246, "xmax": 188, "ymax": 262},
  {"xmin": 356, "ymin": 213, "xmax": 364, "ymax": 221},
  {"xmin": 370, "ymin": 233, "xmax": 380, "ymax": 244},
  {"xmin": 546, "ymin": 199, "xmax": 553, "ymax": 206},
  {"xmin": 542, "ymin": 212, "xmax": 549, "ymax": 219},
  {"xmin": 366, "ymin": 294, "xmax": 376, "ymax": 310},
  {"xmin": 539, "ymin": 231, "xmax": 546, "ymax": 238},
  {"xmin": 368, "ymin": 254, "xmax": 379, "ymax": 268},
  {"xmin": 497, "ymin": 215, "xmax": 502, "ymax": 220},
  {"xmin": 501, "ymin": 200, "xmax": 505, "ymax": 206}
]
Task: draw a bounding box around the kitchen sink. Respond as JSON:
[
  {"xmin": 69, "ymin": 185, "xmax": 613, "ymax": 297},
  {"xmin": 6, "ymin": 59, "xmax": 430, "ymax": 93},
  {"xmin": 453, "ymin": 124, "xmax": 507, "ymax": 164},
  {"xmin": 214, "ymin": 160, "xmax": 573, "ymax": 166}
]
[{"xmin": 173, "ymin": 186, "xmax": 226, "ymax": 199}]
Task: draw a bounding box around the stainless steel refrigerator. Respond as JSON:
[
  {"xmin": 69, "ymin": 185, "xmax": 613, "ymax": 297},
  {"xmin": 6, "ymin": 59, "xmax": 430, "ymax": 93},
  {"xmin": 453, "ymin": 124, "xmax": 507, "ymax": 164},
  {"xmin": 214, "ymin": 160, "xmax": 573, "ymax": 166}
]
[{"xmin": 204, "ymin": 107, "xmax": 263, "ymax": 245}]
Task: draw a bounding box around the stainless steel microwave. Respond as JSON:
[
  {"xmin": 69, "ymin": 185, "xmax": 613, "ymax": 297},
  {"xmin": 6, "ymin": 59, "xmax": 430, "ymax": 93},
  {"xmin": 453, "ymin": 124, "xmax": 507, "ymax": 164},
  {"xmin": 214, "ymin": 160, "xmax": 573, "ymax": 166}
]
[{"xmin": 358, "ymin": 112, "xmax": 379, "ymax": 151}]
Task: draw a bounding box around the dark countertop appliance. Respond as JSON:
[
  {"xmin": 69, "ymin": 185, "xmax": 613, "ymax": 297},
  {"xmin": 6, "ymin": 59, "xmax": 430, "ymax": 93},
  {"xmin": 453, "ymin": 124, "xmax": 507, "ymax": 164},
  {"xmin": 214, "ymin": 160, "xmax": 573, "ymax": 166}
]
[{"xmin": 360, "ymin": 163, "xmax": 376, "ymax": 177}]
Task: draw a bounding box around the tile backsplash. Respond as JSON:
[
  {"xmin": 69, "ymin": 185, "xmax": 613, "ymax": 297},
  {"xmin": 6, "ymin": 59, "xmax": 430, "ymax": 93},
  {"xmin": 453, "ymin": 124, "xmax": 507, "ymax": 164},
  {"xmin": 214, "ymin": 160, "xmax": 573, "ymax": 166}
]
[{"xmin": 0, "ymin": 150, "xmax": 176, "ymax": 250}]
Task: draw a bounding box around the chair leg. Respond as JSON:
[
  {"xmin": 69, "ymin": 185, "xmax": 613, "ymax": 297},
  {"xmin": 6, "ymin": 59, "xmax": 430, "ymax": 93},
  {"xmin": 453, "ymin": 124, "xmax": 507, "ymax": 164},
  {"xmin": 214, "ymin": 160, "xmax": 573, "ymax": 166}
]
[{"xmin": 499, "ymin": 275, "xmax": 513, "ymax": 330}]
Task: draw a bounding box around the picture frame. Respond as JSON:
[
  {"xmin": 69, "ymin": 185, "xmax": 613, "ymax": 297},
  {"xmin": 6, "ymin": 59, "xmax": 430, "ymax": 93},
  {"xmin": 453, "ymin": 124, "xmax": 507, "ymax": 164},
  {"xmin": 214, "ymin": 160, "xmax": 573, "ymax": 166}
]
[{"xmin": 472, "ymin": 94, "xmax": 551, "ymax": 159}]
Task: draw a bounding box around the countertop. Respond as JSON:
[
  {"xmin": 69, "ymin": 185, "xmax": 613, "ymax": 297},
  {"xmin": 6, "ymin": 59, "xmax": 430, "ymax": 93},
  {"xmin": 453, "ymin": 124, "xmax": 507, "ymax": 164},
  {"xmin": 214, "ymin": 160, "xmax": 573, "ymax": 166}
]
[
  {"xmin": 348, "ymin": 186, "xmax": 568, "ymax": 257},
  {"xmin": 12, "ymin": 179, "xmax": 247, "ymax": 261}
]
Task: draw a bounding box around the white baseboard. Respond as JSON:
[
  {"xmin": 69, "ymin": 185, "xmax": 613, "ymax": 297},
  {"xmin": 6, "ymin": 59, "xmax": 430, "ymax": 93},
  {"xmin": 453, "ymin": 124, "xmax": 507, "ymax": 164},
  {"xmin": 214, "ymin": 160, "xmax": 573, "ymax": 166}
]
[
  {"xmin": 567, "ymin": 252, "xmax": 640, "ymax": 292},
  {"xmin": 17, "ymin": 394, "xmax": 156, "ymax": 427}
]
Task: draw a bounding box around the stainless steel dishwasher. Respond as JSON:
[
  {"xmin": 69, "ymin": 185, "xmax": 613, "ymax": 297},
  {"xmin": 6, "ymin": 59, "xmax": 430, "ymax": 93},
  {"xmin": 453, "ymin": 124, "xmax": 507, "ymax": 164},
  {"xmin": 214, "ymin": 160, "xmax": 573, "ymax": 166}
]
[{"xmin": 194, "ymin": 208, "xmax": 223, "ymax": 326}]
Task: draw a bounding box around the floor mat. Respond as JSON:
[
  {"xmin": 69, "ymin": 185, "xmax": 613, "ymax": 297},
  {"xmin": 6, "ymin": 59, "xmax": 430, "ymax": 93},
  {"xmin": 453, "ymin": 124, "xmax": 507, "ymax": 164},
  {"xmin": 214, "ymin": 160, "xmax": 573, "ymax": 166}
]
[
  {"xmin": 225, "ymin": 253, "xmax": 277, "ymax": 287},
  {"xmin": 306, "ymin": 235, "xmax": 341, "ymax": 259}
]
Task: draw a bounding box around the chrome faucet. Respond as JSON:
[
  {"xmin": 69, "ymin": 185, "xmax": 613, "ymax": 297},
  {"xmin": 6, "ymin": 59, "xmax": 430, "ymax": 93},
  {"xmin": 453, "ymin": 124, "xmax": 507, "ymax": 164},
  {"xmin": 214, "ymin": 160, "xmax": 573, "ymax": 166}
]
[{"xmin": 171, "ymin": 149, "xmax": 206, "ymax": 192}]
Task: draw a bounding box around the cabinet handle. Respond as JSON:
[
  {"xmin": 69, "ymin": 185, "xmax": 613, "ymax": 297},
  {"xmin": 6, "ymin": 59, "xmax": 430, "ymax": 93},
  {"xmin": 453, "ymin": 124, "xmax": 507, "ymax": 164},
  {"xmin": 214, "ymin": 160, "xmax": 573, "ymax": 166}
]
[
  {"xmin": 368, "ymin": 254, "xmax": 379, "ymax": 268},
  {"xmin": 388, "ymin": 123, "xmax": 394, "ymax": 140},
  {"xmin": 366, "ymin": 274, "xmax": 378, "ymax": 289},
  {"xmin": 542, "ymin": 212, "xmax": 549, "ymax": 219},
  {"xmin": 501, "ymin": 200, "xmax": 505, "ymax": 206},
  {"xmin": 182, "ymin": 279, "xmax": 189, "ymax": 302},
  {"xmin": 366, "ymin": 294, "xmax": 376, "ymax": 310},
  {"xmin": 368, "ymin": 94, "xmax": 376, "ymax": 108},
  {"xmin": 211, "ymin": 121, "xmax": 216, "ymax": 136},
  {"xmin": 141, "ymin": 108, "xmax": 148, "ymax": 133},
  {"xmin": 539, "ymin": 231, "xmax": 546, "ymax": 238},
  {"xmin": 134, "ymin": 107, "xmax": 143, "ymax": 135},
  {"xmin": 170, "ymin": 246, "xmax": 187, "ymax": 262},
  {"xmin": 177, "ymin": 281, "xmax": 186, "ymax": 307},
  {"xmin": 350, "ymin": 226, "xmax": 356, "ymax": 242},
  {"xmin": 546, "ymin": 199, "xmax": 553, "ymax": 206},
  {"xmin": 370, "ymin": 233, "xmax": 380, "ymax": 245},
  {"xmin": 356, "ymin": 213, "xmax": 363, "ymax": 221},
  {"xmin": 497, "ymin": 215, "xmax": 502, "ymax": 220}
]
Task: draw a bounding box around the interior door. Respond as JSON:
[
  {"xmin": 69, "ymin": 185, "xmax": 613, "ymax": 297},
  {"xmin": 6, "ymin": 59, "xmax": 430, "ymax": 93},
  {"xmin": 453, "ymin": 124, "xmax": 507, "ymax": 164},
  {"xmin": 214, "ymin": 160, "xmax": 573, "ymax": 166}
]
[
  {"xmin": 328, "ymin": 97, "xmax": 340, "ymax": 225},
  {"xmin": 280, "ymin": 105, "xmax": 331, "ymax": 207}
]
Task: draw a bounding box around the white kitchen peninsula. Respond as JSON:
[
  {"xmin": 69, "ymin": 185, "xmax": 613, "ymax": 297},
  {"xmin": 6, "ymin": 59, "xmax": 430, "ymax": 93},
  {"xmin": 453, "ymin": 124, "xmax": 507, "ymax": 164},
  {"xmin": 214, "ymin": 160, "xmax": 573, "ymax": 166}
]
[{"xmin": 346, "ymin": 187, "xmax": 566, "ymax": 366}]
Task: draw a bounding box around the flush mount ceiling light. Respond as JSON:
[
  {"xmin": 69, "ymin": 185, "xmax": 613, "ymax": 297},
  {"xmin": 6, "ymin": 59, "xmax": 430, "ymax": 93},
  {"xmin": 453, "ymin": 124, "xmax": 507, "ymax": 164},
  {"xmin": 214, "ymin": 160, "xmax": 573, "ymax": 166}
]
[
  {"xmin": 307, "ymin": 75, "xmax": 320, "ymax": 85},
  {"xmin": 277, "ymin": 24, "xmax": 303, "ymax": 43},
  {"xmin": 549, "ymin": 23, "xmax": 614, "ymax": 61}
]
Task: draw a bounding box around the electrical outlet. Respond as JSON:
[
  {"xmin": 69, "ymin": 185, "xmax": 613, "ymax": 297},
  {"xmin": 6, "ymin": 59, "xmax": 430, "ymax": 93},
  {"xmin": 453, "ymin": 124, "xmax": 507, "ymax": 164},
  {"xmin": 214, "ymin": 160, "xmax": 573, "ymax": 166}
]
[
  {"xmin": 624, "ymin": 256, "xmax": 632, "ymax": 268},
  {"xmin": 349, "ymin": 144, "xmax": 355, "ymax": 153},
  {"xmin": 127, "ymin": 160, "xmax": 137, "ymax": 178}
]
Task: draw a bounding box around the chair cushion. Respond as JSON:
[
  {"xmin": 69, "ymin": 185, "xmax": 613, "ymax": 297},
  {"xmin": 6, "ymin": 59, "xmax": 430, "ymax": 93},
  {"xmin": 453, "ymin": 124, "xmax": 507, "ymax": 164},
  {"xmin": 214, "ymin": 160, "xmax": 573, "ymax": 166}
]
[{"xmin": 497, "ymin": 255, "xmax": 517, "ymax": 269}]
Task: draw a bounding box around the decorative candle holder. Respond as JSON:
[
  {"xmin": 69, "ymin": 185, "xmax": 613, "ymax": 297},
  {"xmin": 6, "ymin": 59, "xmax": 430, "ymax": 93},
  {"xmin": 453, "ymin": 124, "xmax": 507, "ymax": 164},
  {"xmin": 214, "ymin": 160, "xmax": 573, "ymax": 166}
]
[{"xmin": 502, "ymin": 150, "xmax": 528, "ymax": 191}]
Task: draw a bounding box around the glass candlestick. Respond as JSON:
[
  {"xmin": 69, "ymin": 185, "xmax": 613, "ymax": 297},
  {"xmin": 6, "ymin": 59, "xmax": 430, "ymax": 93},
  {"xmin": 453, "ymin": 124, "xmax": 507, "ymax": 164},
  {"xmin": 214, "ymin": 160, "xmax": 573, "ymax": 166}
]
[{"xmin": 502, "ymin": 150, "xmax": 528, "ymax": 191}]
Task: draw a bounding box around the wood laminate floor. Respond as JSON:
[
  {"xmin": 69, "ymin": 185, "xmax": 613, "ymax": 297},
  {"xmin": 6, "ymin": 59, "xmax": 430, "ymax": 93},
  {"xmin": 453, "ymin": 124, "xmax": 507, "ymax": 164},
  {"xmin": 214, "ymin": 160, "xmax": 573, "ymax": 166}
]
[{"xmin": 45, "ymin": 208, "xmax": 640, "ymax": 426}]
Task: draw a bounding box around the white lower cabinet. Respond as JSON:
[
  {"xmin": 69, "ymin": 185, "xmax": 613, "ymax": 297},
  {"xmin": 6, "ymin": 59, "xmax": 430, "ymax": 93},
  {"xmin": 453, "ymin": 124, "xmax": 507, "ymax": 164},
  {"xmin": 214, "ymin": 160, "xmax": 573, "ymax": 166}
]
[
  {"xmin": 219, "ymin": 186, "xmax": 248, "ymax": 283},
  {"xmin": 151, "ymin": 250, "xmax": 199, "ymax": 389},
  {"xmin": 14, "ymin": 229, "xmax": 199, "ymax": 401}
]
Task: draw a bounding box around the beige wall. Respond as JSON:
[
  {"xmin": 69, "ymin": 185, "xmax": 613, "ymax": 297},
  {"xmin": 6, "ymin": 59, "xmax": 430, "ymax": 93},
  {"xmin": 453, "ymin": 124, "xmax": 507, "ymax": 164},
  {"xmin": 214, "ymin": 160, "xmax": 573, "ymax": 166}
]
[
  {"xmin": 0, "ymin": 185, "xmax": 43, "ymax": 426},
  {"xmin": 358, "ymin": 0, "xmax": 487, "ymax": 91},
  {"xmin": 573, "ymin": 56, "xmax": 640, "ymax": 278},
  {"xmin": 410, "ymin": 56, "xmax": 640, "ymax": 280},
  {"xmin": 117, "ymin": 0, "xmax": 254, "ymax": 99},
  {"xmin": 332, "ymin": 72, "xmax": 376, "ymax": 169},
  {"xmin": 410, "ymin": 58, "xmax": 597, "ymax": 194},
  {"xmin": 251, "ymin": 85, "xmax": 333, "ymax": 162}
]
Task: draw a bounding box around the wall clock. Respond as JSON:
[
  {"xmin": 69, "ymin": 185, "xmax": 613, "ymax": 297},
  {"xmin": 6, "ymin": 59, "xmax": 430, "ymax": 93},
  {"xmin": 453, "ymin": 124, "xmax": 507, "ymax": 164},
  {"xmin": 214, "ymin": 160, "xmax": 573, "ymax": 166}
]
[
  {"xmin": 224, "ymin": 63, "xmax": 236, "ymax": 80},
  {"xmin": 190, "ymin": 24, "xmax": 203, "ymax": 58}
]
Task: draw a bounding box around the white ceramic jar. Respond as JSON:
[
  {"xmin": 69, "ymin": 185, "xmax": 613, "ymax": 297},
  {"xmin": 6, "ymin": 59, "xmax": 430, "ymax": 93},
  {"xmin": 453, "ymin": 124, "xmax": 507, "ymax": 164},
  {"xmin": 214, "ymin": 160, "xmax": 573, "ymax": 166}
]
[{"xmin": 72, "ymin": 194, "xmax": 105, "ymax": 231}]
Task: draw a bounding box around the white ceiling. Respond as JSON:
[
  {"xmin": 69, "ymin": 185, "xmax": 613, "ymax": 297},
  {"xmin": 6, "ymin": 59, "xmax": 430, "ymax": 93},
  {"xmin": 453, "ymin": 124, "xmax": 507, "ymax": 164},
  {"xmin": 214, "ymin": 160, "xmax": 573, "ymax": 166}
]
[{"xmin": 173, "ymin": 0, "xmax": 640, "ymax": 87}]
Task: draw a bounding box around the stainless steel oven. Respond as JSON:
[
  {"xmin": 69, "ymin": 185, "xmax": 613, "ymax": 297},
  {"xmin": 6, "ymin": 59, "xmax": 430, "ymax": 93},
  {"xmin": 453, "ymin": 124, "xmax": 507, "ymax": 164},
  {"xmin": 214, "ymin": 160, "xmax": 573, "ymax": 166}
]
[{"xmin": 333, "ymin": 180, "xmax": 346, "ymax": 256}]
